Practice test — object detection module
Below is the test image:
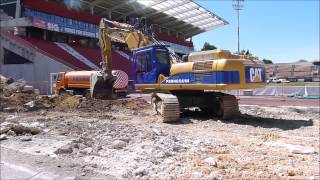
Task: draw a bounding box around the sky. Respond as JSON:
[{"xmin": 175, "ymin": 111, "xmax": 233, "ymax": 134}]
[{"xmin": 193, "ymin": 0, "xmax": 319, "ymax": 63}]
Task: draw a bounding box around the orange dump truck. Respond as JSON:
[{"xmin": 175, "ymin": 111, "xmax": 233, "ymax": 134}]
[{"xmin": 55, "ymin": 70, "xmax": 128, "ymax": 97}]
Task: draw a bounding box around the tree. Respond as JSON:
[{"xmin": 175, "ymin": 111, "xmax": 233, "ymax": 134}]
[
  {"xmin": 297, "ymin": 59, "xmax": 308, "ymax": 63},
  {"xmin": 262, "ymin": 58, "xmax": 273, "ymax": 64},
  {"xmin": 201, "ymin": 42, "xmax": 217, "ymax": 51}
]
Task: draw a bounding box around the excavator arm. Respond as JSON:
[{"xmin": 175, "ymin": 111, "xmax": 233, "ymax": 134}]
[{"xmin": 91, "ymin": 18, "xmax": 153, "ymax": 99}]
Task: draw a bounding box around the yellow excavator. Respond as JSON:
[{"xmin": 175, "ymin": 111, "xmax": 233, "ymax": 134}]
[{"xmin": 92, "ymin": 18, "xmax": 266, "ymax": 122}]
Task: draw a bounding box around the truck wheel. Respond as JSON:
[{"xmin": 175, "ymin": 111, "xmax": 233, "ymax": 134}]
[
  {"xmin": 59, "ymin": 89, "xmax": 67, "ymax": 95},
  {"xmin": 83, "ymin": 90, "xmax": 91, "ymax": 98}
]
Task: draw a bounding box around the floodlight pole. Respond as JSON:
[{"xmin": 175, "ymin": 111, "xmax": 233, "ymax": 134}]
[
  {"xmin": 233, "ymin": 0, "xmax": 243, "ymax": 54},
  {"xmin": 237, "ymin": 3, "xmax": 240, "ymax": 54}
]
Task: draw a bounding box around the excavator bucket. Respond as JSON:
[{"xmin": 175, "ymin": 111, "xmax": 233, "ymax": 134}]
[{"xmin": 90, "ymin": 72, "xmax": 116, "ymax": 99}]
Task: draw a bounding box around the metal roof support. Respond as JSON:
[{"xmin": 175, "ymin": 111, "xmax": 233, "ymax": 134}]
[
  {"xmin": 174, "ymin": 22, "xmax": 197, "ymax": 30},
  {"xmin": 116, "ymin": 0, "xmax": 166, "ymax": 20},
  {"xmin": 90, "ymin": 5, "xmax": 94, "ymax": 15},
  {"xmin": 175, "ymin": 24, "xmax": 195, "ymax": 32},
  {"xmin": 108, "ymin": 11, "xmax": 112, "ymax": 19},
  {"xmin": 182, "ymin": 27, "xmax": 201, "ymax": 35},
  {"xmin": 151, "ymin": 15, "xmax": 176, "ymax": 24},
  {"xmin": 80, "ymin": 0, "xmax": 123, "ymax": 17},
  {"xmin": 184, "ymin": 29, "xmax": 205, "ymax": 38},
  {"xmin": 192, "ymin": 19, "xmax": 216, "ymax": 27},
  {"xmin": 163, "ymin": 20, "xmax": 187, "ymax": 28},
  {"xmin": 90, "ymin": 0, "xmax": 104, "ymax": 6},
  {"xmin": 143, "ymin": 0, "xmax": 188, "ymax": 18},
  {"xmin": 184, "ymin": 15, "xmax": 213, "ymax": 24},
  {"xmin": 174, "ymin": 18, "xmax": 219, "ymax": 30},
  {"xmin": 152, "ymin": 2, "xmax": 197, "ymax": 22},
  {"xmin": 179, "ymin": 12, "xmax": 211, "ymax": 23},
  {"xmin": 77, "ymin": 0, "xmax": 228, "ymax": 37},
  {"xmin": 110, "ymin": 0, "xmax": 137, "ymax": 11},
  {"xmin": 15, "ymin": 0, "xmax": 21, "ymax": 18},
  {"xmin": 160, "ymin": 10, "xmax": 203, "ymax": 26}
]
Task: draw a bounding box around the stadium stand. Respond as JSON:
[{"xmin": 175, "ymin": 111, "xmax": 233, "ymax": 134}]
[
  {"xmin": 23, "ymin": 0, "xmax": 101, "ymax": 24},
  {"xmin": 265, "ymin": 62, "xmax": 320, "ymax": 82}
]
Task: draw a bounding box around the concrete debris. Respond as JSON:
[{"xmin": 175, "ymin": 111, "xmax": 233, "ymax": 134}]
[
  {"xmin": 0, "ymin": 134, "xmax": 7, "ymax": 141},
  {"xmin": 5, "ymin": 114, "xmax": 18, "ymax": 121},
  {"xmin": 111, "ymin": 140, "xmax": 127, "ymax": 149},
  {"xmin": 11, "ymin": 124, "xmax": 41, "ymax": 135},
  {"xmin": 20, "ymin": 135, "xmax": 32, "ymax": 141},
  {"xmin": 0, "ymin": 126, "xmax": 11, "ymax": 134},
  {"xmin": 3, "ymin": 79, "xmax": 28, "ymax": 96},
  {"xmin": 6, "ymin": 130, "xmax": 16, "ymax": 136},
  {"xmin": 152, "ymin": 128, "xmax": 163, "ymax": 136},
  {"xmin": 80, "ymin": 147, "xmax": 93, "ymax": 155},
  {"xmin": 24, "ymin": 101, "xmax": 36, "ymax": 110},
  {"xmin": 21, "ymin": 85, "xmax": 34, "ymax": 93},
  {"xmin": 204, "ymin": 157, "xmax": 217, "ymax": 167},
  {"xmin": 133, "ymin": 167, "xmax": 148, "ymax": 177},
  {"xmin": 55, "ymin": 144, "xmax": 73, "ymax": 154},
  {"xmin": 3, "ymin": 107, "xmax": 15, "ymax": 113},
  {"xmin": 264, "ymin": 141, "xmax": 316, "ymax": 154}
]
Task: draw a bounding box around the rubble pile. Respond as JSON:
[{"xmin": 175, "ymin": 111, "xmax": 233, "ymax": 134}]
[
  {"xmin": 0, "ymin": 75, "xmax": 37, "ymax": 112},
  {"xmin": 0, "ymin": 74, "xmax": 35, "ymax": 96},
  {"xmin": 0, "ymin": 75, "xmax": 150, "ymax": 113}
]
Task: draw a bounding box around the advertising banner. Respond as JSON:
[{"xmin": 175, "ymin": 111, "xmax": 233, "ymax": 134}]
[{"xmin": 26, "ymin": 8, "xmax": 99, "ymax": 38}]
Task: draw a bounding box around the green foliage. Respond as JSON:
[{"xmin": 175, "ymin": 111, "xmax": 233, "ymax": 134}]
[
  {"xmin": 201, "ymin": 42, "xmax": 217, "ymax": 51},
  {"xmin": 262, "ymin": 58, "xmax": 273, "ymax": 64},
  {"xmin": 297, "ymin": 59, "xmax": 308, "ymax": 63}
]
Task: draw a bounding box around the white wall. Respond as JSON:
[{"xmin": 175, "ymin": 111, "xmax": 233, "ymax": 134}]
[{"xmin": 0, "ymin": 35, "xmax": 73, "ymax": 94}]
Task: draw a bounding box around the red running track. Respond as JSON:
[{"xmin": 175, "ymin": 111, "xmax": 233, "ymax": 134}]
[{"xmin": 238, "ymin": 96, "xmax": 320, "ymax": 107}]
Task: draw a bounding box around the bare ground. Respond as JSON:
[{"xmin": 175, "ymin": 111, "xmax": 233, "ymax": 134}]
[{"xmin": 0, "ymin": 94, "xmax": 319, "ymax": 179}]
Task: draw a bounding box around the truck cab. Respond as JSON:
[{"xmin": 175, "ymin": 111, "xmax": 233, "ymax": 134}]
[
  {"xmin": 133, "ymin": 45, "xmax": 170, "ymax": 84},
  {"xmin": 55, "ymin": 72, "xmax": 66, "ymax": 94}
]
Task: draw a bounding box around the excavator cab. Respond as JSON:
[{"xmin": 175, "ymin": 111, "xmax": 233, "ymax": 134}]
[{"xmin": 134, "ymin": 45, "xmax": 170, "ymax": 84}]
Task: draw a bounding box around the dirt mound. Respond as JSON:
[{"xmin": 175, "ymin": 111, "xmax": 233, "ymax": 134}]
[
  {"xmin": 54, "ymin": 96, "xmax": 151, "ymax": 113},
  {"xmin": 0, "ymin": 93, "xmax": 37, "ymax": 112},
  {"xmin": 1, "ymin": 92, "xmax": 151, "ymax": 113}
]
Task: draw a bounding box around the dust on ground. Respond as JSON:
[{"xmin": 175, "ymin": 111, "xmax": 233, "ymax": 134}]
[{"xmin": 0, "ymin": 93, "xmax": 319, "ymax": 179}]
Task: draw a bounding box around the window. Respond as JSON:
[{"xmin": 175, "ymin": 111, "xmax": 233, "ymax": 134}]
[
  {"xmin": 136, "ymin": 54, "xmax": 146, "ymax": 72},
  {"xmin": 57, "ymin": 73, "xmax": 62, "ymax": 81},
  {"xmin": 146, "ymin": 52, "xmax": 152, "ymax": 72},
  {"xmin": 156, "ymin": 50, "xmax": 169, "ymax": 64}
]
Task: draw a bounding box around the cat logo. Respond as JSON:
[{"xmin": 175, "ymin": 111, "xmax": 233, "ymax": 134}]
[{"xmin": 249, "ymin": 67, "xmax": 263, "ymax": 82}]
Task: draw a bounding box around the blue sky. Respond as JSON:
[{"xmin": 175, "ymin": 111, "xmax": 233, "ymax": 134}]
[{"xmin": 193, "ymin": 0, "xmax": 319, "ymax": 63}]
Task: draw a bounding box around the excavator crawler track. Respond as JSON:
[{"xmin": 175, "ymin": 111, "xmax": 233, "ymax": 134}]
[
  {"xmin": 215, "ymin": 93, "xmax": 240, "ymax": 120},
  {"xmin": 152, "ymin": 93, "xmax": 180, "ymax": 123}
]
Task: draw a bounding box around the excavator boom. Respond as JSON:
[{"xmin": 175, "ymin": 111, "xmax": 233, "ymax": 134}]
[
  {"xmin": 91, "ymin": 18, "xmax": 156, "ymax": 99},
  {"xmin": 90, "ymin": 19, "xmax": 115, "ymax": 99}
]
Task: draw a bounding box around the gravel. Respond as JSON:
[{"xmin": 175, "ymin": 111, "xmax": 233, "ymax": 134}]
[
  {"xmin": 0, "ymin": 134, "xmax": 7, "ymax": 141},
  {"xmin": 0, "ymin": 96, "xmax": 319, "ymax": 179},
  {"xmin": 19, "ymin": 135, "xmax": 32, "ymax": 141}
]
